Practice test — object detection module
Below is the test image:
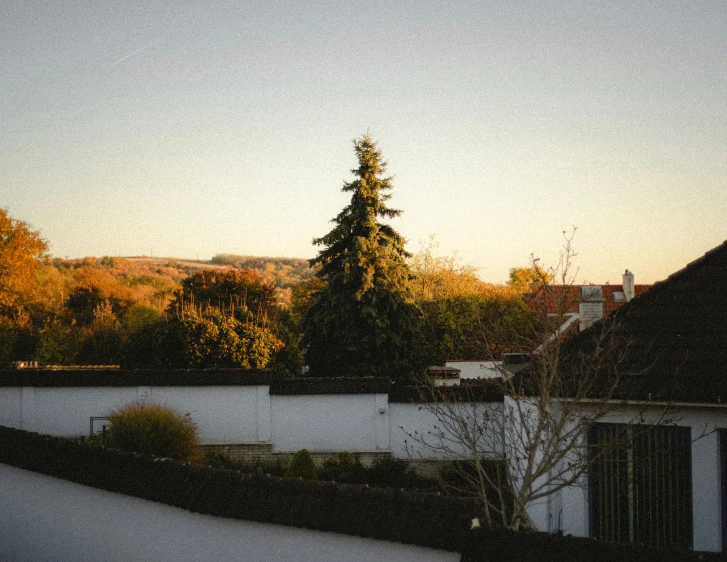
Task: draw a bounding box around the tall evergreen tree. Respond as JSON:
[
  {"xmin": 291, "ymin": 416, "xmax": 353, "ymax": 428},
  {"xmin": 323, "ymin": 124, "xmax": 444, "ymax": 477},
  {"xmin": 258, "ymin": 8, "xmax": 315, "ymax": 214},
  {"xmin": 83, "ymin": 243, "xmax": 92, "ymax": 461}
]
[{"xmin": 301, "ymin": 134, "xmax": 421, "ymax": 382}]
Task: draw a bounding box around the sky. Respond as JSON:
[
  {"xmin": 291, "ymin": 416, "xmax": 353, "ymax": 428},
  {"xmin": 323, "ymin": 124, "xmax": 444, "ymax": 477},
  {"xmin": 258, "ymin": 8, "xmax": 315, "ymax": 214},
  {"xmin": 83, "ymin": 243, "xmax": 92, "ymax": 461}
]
[{"xmin": 1, "ymin": 1, "xmax": 725, "ymax": 285}]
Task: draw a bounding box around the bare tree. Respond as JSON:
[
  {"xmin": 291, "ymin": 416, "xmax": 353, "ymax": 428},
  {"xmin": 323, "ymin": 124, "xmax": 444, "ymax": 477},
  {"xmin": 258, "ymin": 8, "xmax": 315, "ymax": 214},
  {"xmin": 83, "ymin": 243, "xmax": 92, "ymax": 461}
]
[{"xmin": 403, "ymin": 231, "xmax": 670, "ymax": 531}]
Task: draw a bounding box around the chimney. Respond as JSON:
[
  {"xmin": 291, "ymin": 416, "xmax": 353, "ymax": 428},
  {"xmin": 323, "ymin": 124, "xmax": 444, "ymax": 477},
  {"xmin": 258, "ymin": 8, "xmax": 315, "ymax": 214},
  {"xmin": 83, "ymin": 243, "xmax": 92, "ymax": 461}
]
[
  {"xmin": 579, "ymin": 286, "xmax": 603, "ymax": 330},
  {"xmin": 622, "ymin": 270, "xmax": 635, "ymax": 302}
]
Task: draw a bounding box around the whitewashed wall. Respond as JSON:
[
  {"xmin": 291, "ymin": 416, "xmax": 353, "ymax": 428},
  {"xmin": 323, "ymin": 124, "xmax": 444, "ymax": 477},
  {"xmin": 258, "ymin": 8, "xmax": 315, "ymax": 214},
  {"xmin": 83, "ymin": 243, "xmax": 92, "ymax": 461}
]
[
  {"xmin": 271, "ymin": 393, "xmax": 390, "ymax": 452},
  {"xmin": 0, "ymin": 387, "xmax": 22, "ymax": 429},
  {"xmin": 0, "ymin": 386, "xmax": 265, "ymax": 445},
  {"xmin": 2, "ymin": 383, "xmax": 724, "ymax": 551},
  {"xmin": 144, "ymin": 386, "xmax": 268, "ymax": 444},
  {"xmin": 13, "ymin": 387, "xmax": 134, "ymax": 435},
  {"xmin": 0, "ymin": 385, "xmax": 503, "ymax": 459},
  {"xmin": 391, "ymin": 401, "xmax": 503, "ymax": 460},
  {"xmin": 0, "ymin": 464, "xmax": 459, "ymax": 562},
  {"xmin": 390, "ymin": 402, "xmax": 437, "ymax": 459}
]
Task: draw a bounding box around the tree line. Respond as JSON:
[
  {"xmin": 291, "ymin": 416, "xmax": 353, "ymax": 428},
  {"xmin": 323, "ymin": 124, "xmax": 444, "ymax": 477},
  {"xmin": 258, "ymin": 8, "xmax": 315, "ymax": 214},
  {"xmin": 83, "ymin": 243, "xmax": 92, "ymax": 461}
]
[{"xmin": 0, "ymin": 134, "xmax": 538, "ymax": 379}]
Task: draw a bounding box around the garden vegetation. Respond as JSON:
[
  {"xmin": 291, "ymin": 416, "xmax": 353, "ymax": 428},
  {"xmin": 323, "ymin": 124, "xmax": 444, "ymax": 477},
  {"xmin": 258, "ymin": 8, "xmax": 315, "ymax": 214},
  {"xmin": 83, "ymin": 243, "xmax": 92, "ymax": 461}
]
[{"xmin": 105, "ymin": 402, "xmax": 202, "ymax": 462}]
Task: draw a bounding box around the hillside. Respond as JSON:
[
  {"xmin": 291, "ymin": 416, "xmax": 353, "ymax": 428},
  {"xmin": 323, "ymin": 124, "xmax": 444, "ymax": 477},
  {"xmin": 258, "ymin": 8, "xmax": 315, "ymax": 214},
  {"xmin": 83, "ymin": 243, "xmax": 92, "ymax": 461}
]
[
  {"xmin": 52, "ymin": 254, "xmax": 316, "ymax": 309},
  {"xmin": 122, "ymin": 255, "xmax": 314, "ymax": 287},
  {"xmin": 209, "ymin": 254, "xmax": 315, "ymax": 288}
]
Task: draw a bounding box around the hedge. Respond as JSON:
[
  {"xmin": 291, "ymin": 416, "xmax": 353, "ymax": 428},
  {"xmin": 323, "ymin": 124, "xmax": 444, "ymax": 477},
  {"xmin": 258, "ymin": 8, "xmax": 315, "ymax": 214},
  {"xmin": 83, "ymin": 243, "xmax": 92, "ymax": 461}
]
[
  {"xmin": 2, "ymin": 425, "xmax": 726, "ymax": 559},
  {"xmin": 0, "ymin": 425, "xmax": 478, "ymax": 552},
  {"xmin": 460, "ymin": 527, "xmax": 727, "ymax": 562}
]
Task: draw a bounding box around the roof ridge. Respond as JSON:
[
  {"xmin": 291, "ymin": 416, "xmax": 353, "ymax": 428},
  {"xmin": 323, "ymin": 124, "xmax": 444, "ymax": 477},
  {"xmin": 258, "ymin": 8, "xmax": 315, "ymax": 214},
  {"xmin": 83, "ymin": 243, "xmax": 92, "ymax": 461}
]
[
  {"xmin": 570, "ymin": 239, "xmax": 727, "ymax": 332},
  {"xmin": 646, "ymin": 240, "xmax": 727, "ymax": 292},
  {"xmin": 597, "ymin": 239, "xmax": 727, "ymax": 316}
]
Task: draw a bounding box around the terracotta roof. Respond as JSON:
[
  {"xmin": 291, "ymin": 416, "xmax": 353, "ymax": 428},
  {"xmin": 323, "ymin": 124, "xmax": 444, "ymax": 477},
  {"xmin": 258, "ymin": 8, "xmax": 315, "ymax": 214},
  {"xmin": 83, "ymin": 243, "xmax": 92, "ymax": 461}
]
[
  {"xmin": 564, "ymin": 241, "xmax": 727, "ymax": 404},
  {"xmin": 528, "ymin": 284, "xmax": 652, "ymax": 316},
  {"xmin": 603, "ymin": 284, "xmax": 651, "ymax": 315}
]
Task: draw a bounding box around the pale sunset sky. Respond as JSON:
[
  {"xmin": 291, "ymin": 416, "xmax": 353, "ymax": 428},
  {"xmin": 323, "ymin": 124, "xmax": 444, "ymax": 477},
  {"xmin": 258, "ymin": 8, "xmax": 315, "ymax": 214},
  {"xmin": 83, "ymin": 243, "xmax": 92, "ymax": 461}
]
[{"xmin": 1, "ymin": 1, "xmax": 725, "ymax": 284}]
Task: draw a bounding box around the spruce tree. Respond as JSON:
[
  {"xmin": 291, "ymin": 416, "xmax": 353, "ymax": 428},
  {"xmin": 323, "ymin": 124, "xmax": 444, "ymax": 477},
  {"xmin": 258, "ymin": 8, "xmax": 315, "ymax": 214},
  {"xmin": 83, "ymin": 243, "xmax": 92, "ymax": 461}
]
[{"xmin": 301, "ymin": 134, "xmax": 421, "ymax": 382}]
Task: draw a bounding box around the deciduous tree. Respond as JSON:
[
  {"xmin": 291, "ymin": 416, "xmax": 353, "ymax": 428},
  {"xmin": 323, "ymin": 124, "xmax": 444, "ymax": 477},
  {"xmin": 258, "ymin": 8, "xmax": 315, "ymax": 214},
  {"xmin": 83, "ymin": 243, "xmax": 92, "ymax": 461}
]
[
  {"xmin": 168, "ymin": 269, "xmax": 277, "ymax": 321},
  {"xmin": 408, "ymin": 239, "xmax": 536, "ymax": 365},
  {"xmin": 0, "ymin": 209, "xmax": 48, "ymax": 326},
  {"xmin": 507, "ymin": 266, "xmax": 553, "ymax": 294},
  {"xmin": 409, "ymin": 236, "xmax": 483, "ymax": 302},
  {"xmin": 122, "ymin": 307, "xmax": 283, "ymax": 369},
  {"xmin": 404, "ymin": 233, "xmax": 663, "ymax": 531}
]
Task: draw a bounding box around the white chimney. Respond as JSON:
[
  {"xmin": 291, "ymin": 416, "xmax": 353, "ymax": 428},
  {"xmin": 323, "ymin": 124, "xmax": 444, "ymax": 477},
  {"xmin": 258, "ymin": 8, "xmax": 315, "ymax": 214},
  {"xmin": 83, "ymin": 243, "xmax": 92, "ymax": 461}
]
[
  {"xmin": 579, "ymin": 286, "xmax": 603, "ymax": 330},
  {"xmin": 622, "ymin": 270, "xmax": 635, "ymax": 302}
]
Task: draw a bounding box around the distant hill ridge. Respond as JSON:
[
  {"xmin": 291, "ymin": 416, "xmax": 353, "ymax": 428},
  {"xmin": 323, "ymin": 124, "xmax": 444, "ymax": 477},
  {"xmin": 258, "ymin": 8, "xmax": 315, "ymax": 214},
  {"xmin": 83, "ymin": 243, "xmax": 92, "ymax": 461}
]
[
  {"xmin": 121, "ymin": 254, "xmax": 315, "ymax": 289},
  {"xmin": 47, "ymin": 255, "xmax": 314, "ymax": 310}
]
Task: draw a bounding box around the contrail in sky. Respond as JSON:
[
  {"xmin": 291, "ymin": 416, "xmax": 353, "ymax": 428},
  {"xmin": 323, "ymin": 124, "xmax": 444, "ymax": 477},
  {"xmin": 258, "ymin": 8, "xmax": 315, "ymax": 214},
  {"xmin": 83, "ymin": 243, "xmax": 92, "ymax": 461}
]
[{"xmin": 111, "ymin": 41, "xmax": 157, "ymax": 66}]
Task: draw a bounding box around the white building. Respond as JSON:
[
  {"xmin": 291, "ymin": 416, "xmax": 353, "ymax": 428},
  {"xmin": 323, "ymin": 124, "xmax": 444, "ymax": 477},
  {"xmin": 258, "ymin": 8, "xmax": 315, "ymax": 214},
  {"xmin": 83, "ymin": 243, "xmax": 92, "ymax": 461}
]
[{"xmin": 531, "ymin": 240, "xmax": 727, "ymax": 552}]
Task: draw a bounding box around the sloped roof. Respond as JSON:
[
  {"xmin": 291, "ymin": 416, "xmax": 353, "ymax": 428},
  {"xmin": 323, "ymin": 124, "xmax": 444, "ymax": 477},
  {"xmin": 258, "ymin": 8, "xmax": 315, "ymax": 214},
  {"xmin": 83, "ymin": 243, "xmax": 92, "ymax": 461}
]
[
  {"xmin": 566, "ymin": 241, "xmax": 727, "ymax": 404},
  {"xmin": 529, "ymin": 284, "xmax": 651, "ymax": 316}
]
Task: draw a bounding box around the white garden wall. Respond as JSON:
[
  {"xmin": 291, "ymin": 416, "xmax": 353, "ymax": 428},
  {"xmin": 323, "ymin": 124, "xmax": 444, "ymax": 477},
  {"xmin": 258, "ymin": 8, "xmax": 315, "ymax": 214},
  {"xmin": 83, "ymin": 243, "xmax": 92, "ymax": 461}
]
[
  {"xmin": 0, "ymin": 463, "xmax": 459, "ymax": 562},
  {"xmin": 0, "ymin": 387, "xmax": 22, "ymax": 428},
  {"xmin": 271, "ymin": 393, "xmax": 389, "ymax": 452},
  {"xmin": 0, "ymin": 384, "xmax": 502, "ymax": 461},
  {"xmin": 147, "ymin": 386, "xmax": 267, "ymax": 444},
  {"xmin": 0, "ymin": 385, "xmax": 265, "ymax": 444},
  {"xmin": 390, "ymin": 401, "xmax": 503, "ymax": 460}
]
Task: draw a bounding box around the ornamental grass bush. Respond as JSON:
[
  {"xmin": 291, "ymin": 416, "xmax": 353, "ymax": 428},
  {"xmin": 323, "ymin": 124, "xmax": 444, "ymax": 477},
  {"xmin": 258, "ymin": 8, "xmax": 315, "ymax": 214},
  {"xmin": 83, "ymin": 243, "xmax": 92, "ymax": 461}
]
[{"xmin": 106, "ymin": 402, "xmax": 202, "ymax": 462}]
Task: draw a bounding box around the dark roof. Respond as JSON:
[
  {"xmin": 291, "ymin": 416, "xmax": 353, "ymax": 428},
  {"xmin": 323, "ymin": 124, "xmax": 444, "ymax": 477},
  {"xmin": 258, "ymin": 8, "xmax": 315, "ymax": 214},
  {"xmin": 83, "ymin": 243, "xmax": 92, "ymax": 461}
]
[
  {"xmin": 565, "ymin": 241, "xmax": 727, "ymax": 404},
  {"xmin": 270, "ymin": 376, "xmax": 391, "ymax": 395},
  {"xmin": 389, "ymin": 381, "xmax": 504, "ymax": 403},
  {"xmin": 0, "ymin": 369, "xmax": 273, "ymax": 387}
]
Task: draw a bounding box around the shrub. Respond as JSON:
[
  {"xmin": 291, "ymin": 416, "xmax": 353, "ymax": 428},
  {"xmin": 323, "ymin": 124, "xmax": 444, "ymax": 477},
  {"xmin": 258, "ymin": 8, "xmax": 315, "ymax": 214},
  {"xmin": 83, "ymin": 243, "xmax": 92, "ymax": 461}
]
[
  {"xmin": 202, "ymin": 450, "xmax": 239, "ymax": 470},
  {"xmin": 319, "ymin": 451, "xmax": 366, "ymax": 484},
  {"xmin": 83, "ymin": 432, "xmax": 107, "ymax": 447},
  {"xmin": 258, "ymin": 458, "xmax": 287, "ymax": 477},
  {"xmin": 106, "ymin": 402, "xmax": 201, "ymax": 462},
  {"xmin": 284, "ymin": 448, "xmax": 318, "ymax": 480},
  {"xmin": 366, "ymin": 457, "xmax": 427, "ymax": 490},
  {"xmin": 438, "ymin": 459, "xmax": 512, "ymax": 495},
  {"xmin": 331, "ymin": 451, "xmax": 361, "ymax": 467}
]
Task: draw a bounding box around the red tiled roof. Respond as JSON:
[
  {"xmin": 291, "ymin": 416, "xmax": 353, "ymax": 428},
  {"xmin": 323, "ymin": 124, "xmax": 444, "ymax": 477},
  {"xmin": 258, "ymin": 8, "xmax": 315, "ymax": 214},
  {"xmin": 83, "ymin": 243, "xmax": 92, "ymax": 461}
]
[{"xmin": 528, "ymin": 284, "xmax": 652, "ymax": 315}]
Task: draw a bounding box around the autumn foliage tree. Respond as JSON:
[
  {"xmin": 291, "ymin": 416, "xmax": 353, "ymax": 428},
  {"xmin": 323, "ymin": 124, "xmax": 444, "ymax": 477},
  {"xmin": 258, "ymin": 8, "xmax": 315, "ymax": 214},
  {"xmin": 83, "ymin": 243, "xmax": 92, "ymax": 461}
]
[
  {"xmin": 123, "ymin": 307, "xmax": 283, "ymax": 369},
  {"xmin": 0, "ymin": 216, "xmax": 296, "ymax": 368},
  {"xmin": 168, "ymin": 269, "xmax": 277, "ymax": 320},
  {"xmin": 408, "ymin": 236, "xmax": 483, "ymax": 303},
  {"xmin": 507, "ymin": 266, "xmax": 553, "ymax": 293},
  {"xmin": 123, "ymin": 269, "xmax": 284, "ymax": 370},
  {"xmin": 0, "ymin": 209, "xmax": 48, "ymax": 326},
  {"xmin": 301, "ymin": 134, "xmax": 421, "ymax": 382},
  {"xmin": 66, "ymin": 267, "xmax": 136, "ymax": 326},
  {"xmin": 408, "ymin": 238, "xmax": 536, "ymax": 365},
  {"xmin": 0, "ymin": 209, "xmax": 49, "ymax": 365}
]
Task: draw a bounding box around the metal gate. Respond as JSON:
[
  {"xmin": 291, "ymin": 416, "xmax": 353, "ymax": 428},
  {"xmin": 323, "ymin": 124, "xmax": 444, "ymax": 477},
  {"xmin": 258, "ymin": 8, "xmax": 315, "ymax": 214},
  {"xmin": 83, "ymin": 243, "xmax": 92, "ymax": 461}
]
[{"xmin": 588, "ymin": 423, "xmax": 692, "ymax": 549}]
